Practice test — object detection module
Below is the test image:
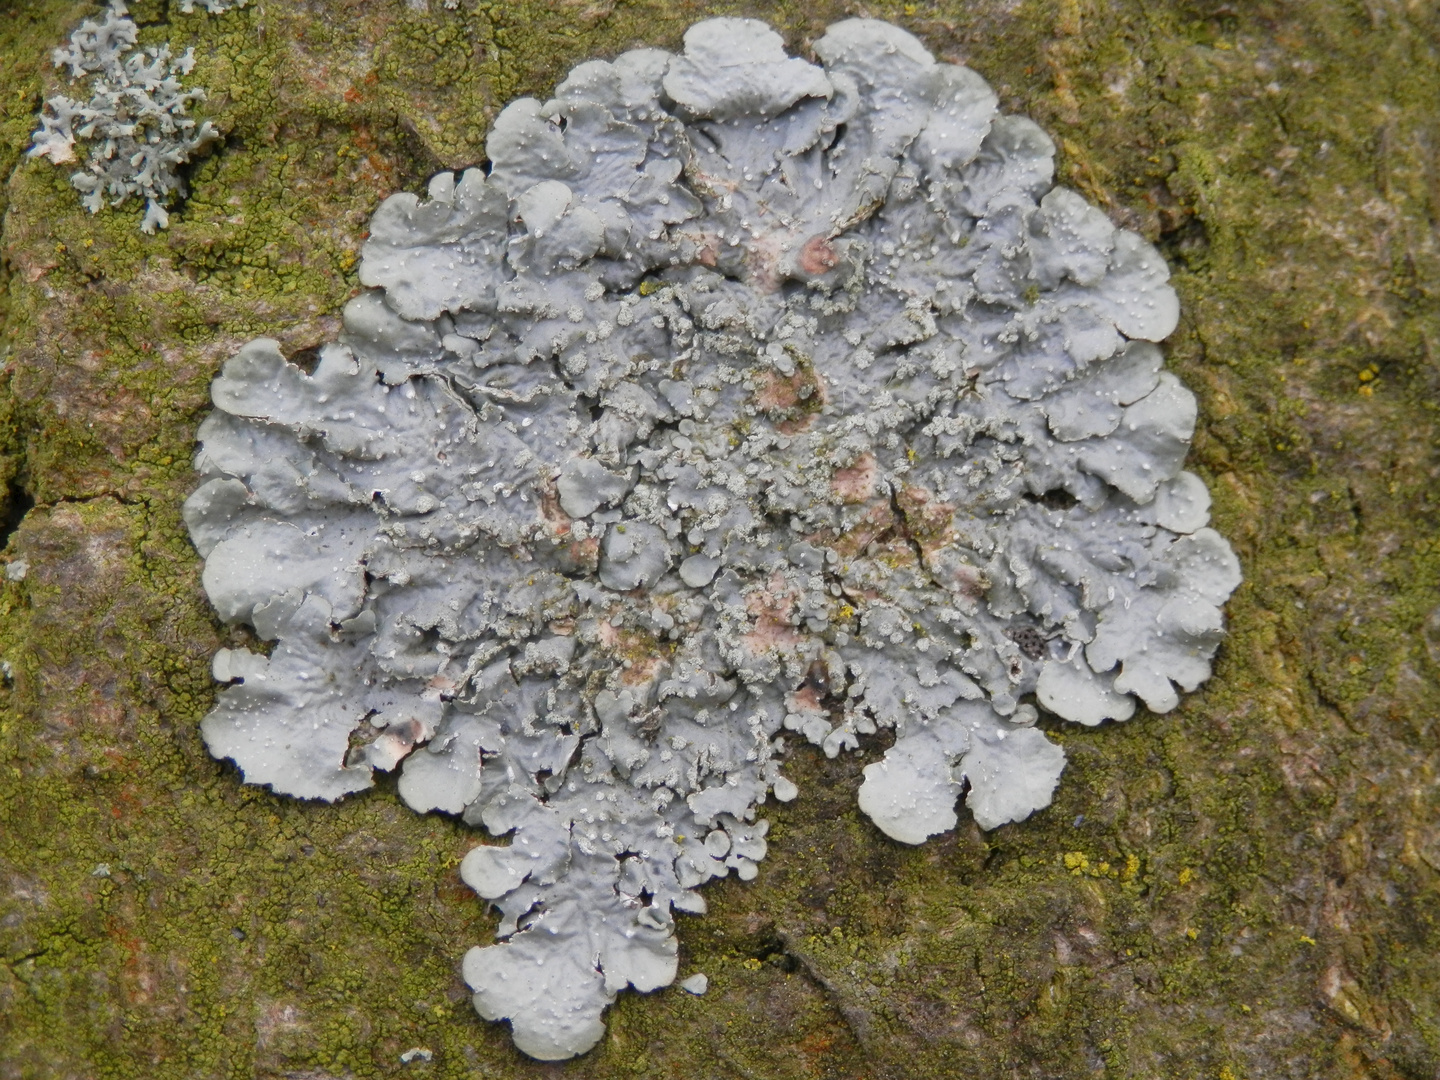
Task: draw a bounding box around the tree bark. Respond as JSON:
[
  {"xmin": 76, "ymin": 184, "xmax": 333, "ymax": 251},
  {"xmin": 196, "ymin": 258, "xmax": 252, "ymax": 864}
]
[{"xmin": 1, "ymin": 1, "xmax": 1438, "ymax": 1077}]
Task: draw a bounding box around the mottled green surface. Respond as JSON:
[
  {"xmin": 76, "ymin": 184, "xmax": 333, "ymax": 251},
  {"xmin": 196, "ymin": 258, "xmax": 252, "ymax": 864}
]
[{"xmin": 1, "ymin": 1, "xmax": 1438, "ymax": 1077}]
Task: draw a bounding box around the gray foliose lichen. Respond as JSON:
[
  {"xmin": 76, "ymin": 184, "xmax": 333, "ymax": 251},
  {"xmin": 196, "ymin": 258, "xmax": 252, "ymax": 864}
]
[
  {"xmin": 29, "ymin": 0, "xmax": 231, "ymax": 233},
  {"xmin": 185, "ymin": 17, "xmax": 1241, "ymax": 1061}
]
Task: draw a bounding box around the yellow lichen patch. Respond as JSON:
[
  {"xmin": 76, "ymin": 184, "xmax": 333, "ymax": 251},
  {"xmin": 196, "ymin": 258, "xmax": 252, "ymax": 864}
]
[{"xmin": 1060, "ymin": 851, "xmax": 1127, "ymax": 880}]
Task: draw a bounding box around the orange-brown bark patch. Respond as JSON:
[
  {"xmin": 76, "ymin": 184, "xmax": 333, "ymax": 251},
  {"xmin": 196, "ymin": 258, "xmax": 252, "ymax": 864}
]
[
  {"xmin": 741, "ymin": 573, "xmax": 803, "ymax": 655},
  {"xmin": 786, "ymin": 684, "xmax": 825, "ymax": 716},
  {"xmin": 896, "ymin": 483, "xmax": 958, "ymax": 552},
  {"xmin": 754, "ymin": 365, "xmax": 826, "ymax": 435},
  {"xmin": 798, "ymin": 235, "xmax": 840, "ymax": 275},
  {"xmin": 832, "ymin": 499, "xmax": 897, "ymax": 559},
  {"xmin": 831, "ymin": 453, "xmax": 879, "ymax": 503}
]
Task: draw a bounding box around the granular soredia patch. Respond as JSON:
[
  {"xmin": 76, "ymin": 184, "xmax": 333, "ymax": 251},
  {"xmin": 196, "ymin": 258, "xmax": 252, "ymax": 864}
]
[{"xmin": 185, "ymin": 17, "xmax": 1241, "ymax": 1060}]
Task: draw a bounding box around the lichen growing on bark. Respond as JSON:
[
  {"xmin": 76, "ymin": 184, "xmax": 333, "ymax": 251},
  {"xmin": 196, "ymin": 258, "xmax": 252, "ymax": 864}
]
[
  {"xmin": 183, "ymin": 14, "xmax": 1236, "ymax": 1058},
  {"xmin": 28, "ymin": 0, "xmax": 229, "ymax": 232},
  {"xmin": 0, "ymin": 1, "xmax": 1438, "ymax": 1079}
]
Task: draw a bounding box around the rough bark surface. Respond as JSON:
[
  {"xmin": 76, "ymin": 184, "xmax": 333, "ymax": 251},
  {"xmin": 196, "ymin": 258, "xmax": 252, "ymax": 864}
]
[{"xmin": 0, "ymin": 1, "xmax": 1437, "ymax": 1078}]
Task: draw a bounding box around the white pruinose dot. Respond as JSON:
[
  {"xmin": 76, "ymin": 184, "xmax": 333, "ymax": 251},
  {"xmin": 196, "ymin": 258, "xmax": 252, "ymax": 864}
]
[{"xmin": 185, "ymin": 16, "xmax": 1240, "ymax": 1062}]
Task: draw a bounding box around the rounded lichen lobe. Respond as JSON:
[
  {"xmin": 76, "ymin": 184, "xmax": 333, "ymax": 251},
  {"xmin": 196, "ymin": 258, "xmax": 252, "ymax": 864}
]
[{"xmin": 184, "ymin": 14, "xmax": 1238, "ymax": 1060}]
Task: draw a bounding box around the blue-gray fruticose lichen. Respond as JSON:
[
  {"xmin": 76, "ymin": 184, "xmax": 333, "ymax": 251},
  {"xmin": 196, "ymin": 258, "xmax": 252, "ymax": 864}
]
[
  {"xmin": 184, "ymin": 17, "xmax": 1241, "ymax": 1061},
  {"xmin": 28, "ymin": 0, "xmax": 236, "ymax": 233}
]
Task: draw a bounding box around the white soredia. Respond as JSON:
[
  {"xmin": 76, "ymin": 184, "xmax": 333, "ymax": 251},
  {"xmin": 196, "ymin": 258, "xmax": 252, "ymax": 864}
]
[
  {"xmin": 185, "ymin": 17, "xmax": 1240, "ymax": 1061},
  {"xmin": 29, "ymin": 1, "xmax": 224, "ymax": 233}
]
